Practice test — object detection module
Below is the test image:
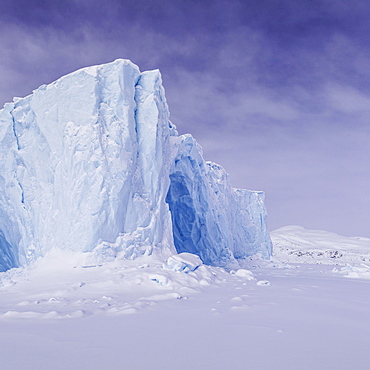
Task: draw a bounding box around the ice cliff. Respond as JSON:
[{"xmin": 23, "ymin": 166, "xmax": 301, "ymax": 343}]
[{"xmin": 0, "ymin": 59, "xmax": 272, "ymax": 272}]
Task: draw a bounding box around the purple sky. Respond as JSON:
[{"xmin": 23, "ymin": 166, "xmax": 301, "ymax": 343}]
[{"xmin": 1, "ymin": 0, "xmax": 369, "ymax": 237}]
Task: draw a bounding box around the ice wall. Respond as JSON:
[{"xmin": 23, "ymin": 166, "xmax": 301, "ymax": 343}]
[
  {"xmin": 0, "ymin": 59, "xmax": 271, "ymax": 271},
  {"xmin": 166, "ymin": 135, "xmax": 272, "ymax": 266}
]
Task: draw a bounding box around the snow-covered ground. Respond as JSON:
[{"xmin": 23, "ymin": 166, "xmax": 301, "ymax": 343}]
[{"xmin": 1, "ymin": 226, "xmax": 370, "ymax": 370}]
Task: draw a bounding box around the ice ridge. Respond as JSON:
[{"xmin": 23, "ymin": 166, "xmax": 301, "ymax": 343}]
[{"xmin": 0, "ymin": 59, "xmax": 272, "ymax": 271}]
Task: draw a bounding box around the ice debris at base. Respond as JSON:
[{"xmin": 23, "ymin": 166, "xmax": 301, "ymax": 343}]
[
  {"xmin": 166, "ymin": 252, "xmax": 202, "ymax": 273},
  {"xmin": 0, "ymin": 59, "xmax": 271, "ymax": 272}
]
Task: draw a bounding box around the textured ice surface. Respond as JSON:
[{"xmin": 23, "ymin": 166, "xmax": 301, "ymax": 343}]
[
  {"xmin": 166, "ymin": 134, "xmax": 271, "ymax": 266},
  {"xmin": 0, "ymin": 59, "xmax": 271, "ymax": 271}
]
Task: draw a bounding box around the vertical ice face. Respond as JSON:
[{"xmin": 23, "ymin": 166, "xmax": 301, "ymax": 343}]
[
  {"xmin": 0, "ymin": 60, "xmax": 176, "ymax": 268},
  {"xmin": 0, "ymin": 59, "xmax": 271, "ymax": 271},
  {"xmin": 166, "ymin": 135, "xmax": 272, "ymax": 267}
]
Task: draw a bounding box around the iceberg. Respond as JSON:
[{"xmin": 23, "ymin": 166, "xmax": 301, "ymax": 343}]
[{"xmin": 0, "ymin": 59, "xmax": 271, "ymax": 271}]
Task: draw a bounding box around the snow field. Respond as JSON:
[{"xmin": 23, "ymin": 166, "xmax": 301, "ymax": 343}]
[
  {"xmin": 1, "ymin": 258, "xmax": 370, "ymax": 370},
  {"xmin": 1, "ymin": 226, "xmax": 370, "ymax": 369}
]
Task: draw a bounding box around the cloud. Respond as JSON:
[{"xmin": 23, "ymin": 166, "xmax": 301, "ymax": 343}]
[
  {"xmin": 325, "ymin": 84, "xmax": 370, "ymax": 114},
  {"xmin": 0, "ymin": 0, "xmax": 369, "ymax": 237}
]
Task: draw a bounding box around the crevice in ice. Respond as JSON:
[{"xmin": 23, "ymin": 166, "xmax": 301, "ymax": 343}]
[
  {"xmin": 133, "ymin": 76, "xmax": 141, "ymax": 138},
  {"xmin": 17, "ymin": 178, "xmax": 25, "ymax": 205},
  {"xmin": 10, "ymin": 111, "xmax": 21, "ymax": 151}
]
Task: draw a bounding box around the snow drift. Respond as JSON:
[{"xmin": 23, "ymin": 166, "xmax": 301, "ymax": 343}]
[{"xmin": 0, "ymin": 59, "xmax": 271, "ymax": 271}]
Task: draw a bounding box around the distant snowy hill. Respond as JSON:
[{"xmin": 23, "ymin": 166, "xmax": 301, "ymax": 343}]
[
  {"xmin": 0, "ymin": 59, "xmax": 271, "ymax": 272},
  {"xmin": 271, "ymin": 225, "xmax": 370, "ymax": 265}
]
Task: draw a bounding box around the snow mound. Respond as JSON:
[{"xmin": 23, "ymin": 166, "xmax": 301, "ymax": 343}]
[{"xmin": 234, "ymin": 269, "xmax": 255, "ymax": 280}]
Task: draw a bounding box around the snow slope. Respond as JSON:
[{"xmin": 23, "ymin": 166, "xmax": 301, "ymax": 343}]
[{"xmin": 0, "ymin": 59, "xmax": 271, "ymax": 271}]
